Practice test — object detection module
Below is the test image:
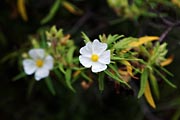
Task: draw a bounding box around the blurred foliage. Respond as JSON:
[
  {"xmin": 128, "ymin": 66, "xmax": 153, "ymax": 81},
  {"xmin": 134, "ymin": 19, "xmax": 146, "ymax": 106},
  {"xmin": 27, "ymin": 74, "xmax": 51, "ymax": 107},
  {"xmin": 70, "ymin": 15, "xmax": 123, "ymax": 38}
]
[{"xmin": 1, "ymin": 0, "xmax": 180, "ymax": 120}]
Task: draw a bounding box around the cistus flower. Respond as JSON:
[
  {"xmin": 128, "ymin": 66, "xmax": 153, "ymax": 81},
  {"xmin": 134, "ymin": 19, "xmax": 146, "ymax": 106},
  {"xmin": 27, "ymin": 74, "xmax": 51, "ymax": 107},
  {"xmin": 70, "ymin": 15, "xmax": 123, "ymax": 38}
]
[
  {"xmin": 79, "ymin": 39, "xmax": 110, "ymax": 73},
  {"xmin": 23, "ymin": 48, "xmax": 54, "ymax": 81}
]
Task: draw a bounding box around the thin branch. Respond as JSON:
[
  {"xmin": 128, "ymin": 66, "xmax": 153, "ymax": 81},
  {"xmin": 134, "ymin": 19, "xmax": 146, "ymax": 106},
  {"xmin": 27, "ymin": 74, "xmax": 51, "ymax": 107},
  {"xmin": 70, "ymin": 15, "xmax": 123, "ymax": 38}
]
[
  {"xmin": 159, "ymin": 26, "xmax": 173, "ymax": 42},
  {"xmin": 69, "ymin": 11, "xmax": 92, "ymax": 35},
  {"xmin": 159, "ymin": 18, "xmax": 180, "ymax": 42}
]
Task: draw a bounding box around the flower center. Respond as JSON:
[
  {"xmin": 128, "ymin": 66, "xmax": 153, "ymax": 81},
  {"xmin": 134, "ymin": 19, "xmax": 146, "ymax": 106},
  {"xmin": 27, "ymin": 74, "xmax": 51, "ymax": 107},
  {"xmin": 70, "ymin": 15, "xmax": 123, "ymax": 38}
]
[
  {"xmin": 36, "ymin": 59, "xmax": 44, "ymax": 67},
  {"xmin": 91, "ymin": 54, "xmax": 99, "ymax": 62}
]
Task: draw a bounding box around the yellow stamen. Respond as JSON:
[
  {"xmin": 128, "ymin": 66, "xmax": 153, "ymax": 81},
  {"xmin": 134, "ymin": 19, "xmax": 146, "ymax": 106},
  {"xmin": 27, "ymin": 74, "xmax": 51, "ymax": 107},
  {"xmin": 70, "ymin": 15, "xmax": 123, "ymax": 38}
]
[
  {"xmin": 91, "ymin": 54, "xmax": 99, "ymax": 62},
  {"xmin": 36, "ymin": 59, "xmax": 44, "ymax": 67}
]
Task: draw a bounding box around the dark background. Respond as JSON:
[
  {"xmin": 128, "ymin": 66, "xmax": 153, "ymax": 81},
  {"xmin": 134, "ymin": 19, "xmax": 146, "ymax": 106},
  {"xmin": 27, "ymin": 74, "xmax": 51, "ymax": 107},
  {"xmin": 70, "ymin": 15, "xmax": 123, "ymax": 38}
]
[{"xmin": 0, "ymin": 0, "xmax": 180, "ymax": 120}]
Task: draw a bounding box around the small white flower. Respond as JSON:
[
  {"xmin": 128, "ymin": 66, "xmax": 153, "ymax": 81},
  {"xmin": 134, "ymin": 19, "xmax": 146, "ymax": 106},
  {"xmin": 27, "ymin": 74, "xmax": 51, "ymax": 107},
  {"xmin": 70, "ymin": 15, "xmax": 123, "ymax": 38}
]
[
  {"xmin": 22, "ymin": 48, "xmax": 54, "ymax": 81},
  {"xmin": 79, "ymin": 39, "xmax": 110, "ymax": 73}
]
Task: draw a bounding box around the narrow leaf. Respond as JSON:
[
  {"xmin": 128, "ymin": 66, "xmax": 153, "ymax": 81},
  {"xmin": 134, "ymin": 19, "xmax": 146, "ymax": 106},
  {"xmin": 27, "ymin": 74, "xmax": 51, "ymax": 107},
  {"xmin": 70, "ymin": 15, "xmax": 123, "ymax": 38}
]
[
  {"xmin": 104, "ymin": 70, "xmax": 130, "ymax": 88},
  {"xmin": 54, "ymin": 69, "xmax": 65, "ymax": 85},
  {"xmin": 65, "ymin": 69, "xmax": 75, "ymax": 92},
  {"xmin": 17, "ymin": 0, "xmax": 28, "ymax": 21},
  {"xmin": 67, "ymin": 46, "xmax": 76, "ymax": 64},
  {"xmin": 62, "ymin": 1, "xmax": 83, "ymax": 15},
  {"xmin": 98, "ymin": 72, "xmax": 105, "ymax": 92},
  {"xmin": 45, "ymin": 77, "xmax": 56, "ymax": 95},
  {"xmin": 121, "ymin": 60, "xmax": 134, "ymax": 77},
  {"xmin": 154, "ymin": 68, "xmax": 176, "ymax": 88},
  {"xmin": 12, "ymin": 72, "xmax": 26, "ymax": 81},
  {"xmin": 160, "ymin": 56, "xmax": 173, "ymax": 67},
  {"xmin": 130, "ymin": 36, "xmax": 159, "ymax": 47},
  {"xmin": 80, "ymin": 72, "xmax": 92, "ymax": 82},
  {"xmin": 114, "ymin": 37, "xmax": 137, "ymax": 49},
  {"xmin": 149, "ymin": 72, "xmax": 160, "ymax": 99},
  {"xmin": 41, "ymin": 0, "xmax": 61, "ymax": 24},
  {"xmin": 58, "ymin": 64, "xmax": 66, "ymax": 74},
  {"xmin": 144, "ymin": 80, "xmax": 156, "ymax": 109},
  {"xmin": 139, "ymin": 45, "xmax": 151, "ymax": 58},
  {"xmin": 39, "ymin": 30, "xmax": 47, "ymax": 48},
  {"xmin": 27, "ymin": 79, "xmax": 35, "ymax": 97},
  {"xmin": 159, "ymin": 66, "xmax": 174, "ymax": 77},
  {"xmin": 107, "ymin": 34, "xmax": 124, "ymax": 45},
  {"xmin": 138, "ymin": 68, "xmax": 148, "ymax": 98},
  {"xmin": 81, "ymin": 32, "xmax": 90, "ymax": 43}
]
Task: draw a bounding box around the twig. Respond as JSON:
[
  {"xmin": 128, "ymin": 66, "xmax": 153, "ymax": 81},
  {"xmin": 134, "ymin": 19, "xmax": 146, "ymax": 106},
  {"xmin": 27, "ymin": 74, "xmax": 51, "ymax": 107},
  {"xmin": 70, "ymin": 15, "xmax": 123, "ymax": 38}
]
[
  {"xmin": 159, "ymin": 18, "xmax": 180, "ymax": 42},
  {"xmin": 69, "ymin": 11, "xmax": 92, "ymax": 35},
  {"xmin": 159, "ymin": 26, "xmax": 173, "ymax": 42}
]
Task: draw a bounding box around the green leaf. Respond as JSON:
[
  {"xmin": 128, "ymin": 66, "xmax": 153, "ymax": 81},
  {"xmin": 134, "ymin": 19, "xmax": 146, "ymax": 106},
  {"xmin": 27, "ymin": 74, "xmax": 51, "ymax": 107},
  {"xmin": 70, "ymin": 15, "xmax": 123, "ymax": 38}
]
[
  {"xmin": 108, "ymin": 64, "xmax": 122, "ymax": 79},
  {"xmin": 65, "ymin": 69, "xmax": 75, "ymax": 92},
  {"xmin": 98, "ymin": 72, "xmax": 105, "ymax": 92},
  {"xmin": 113, "ymin": 37, "xmax": 138, "ymax": 50},
  {"xmin": 80, "ymin": 72, "xmax": 92, "ymax": 82},
  {"xmin": 1, "ymin": 52, "xmax": 18, "ymax": 63},
  {"xmin": 149, "ymin": 72, "xmax": 160, "ymax": 99},
  {"xmin": 107, "ymin": 34, "xmax": 124, "ymax": 45},
  {"xmin": 54, "ymin": 69, "xmax": 66, "ymax": 85},
  {"xmin": 172, "ymin": 108, "xmax": 180, "ymax": 120},
  {"xmin": 66, "ymin": 46, "xmax": 76, "ymax": 64},
  {"xmin": 81, "ymin": 32, "xmax": 90, "ymax": 43},
  {"xmin": 154, "ymin": 68, "xmax": 176, "ymax": 88},
  {"xmin": 45, "ymin": 77, "xmax": 56, "ymax": 95},
  {"xmin": 139, "ymin": 45, "xmax": 151, "ymax": 58},
  {"xmin": 104, "ymin": 69, "xmax": 130, "ymax": 88},
  {"xmin": 58, "ymin": 64, "xmax": 66, "ymax": 74},
  {"xmin": 39, "ymin": 29, "xmax": 47, "ymax": 48},
  {"xmin": 159, "ymin": 66, "xmax": 174, "ymax": 77},
  {"xmin": 12, "ymin": 72, "xmax": 26, "ymax": 81},
  {"xmin": 138, "ymin": 68, "xmax": 148, "ymax": 98},
  {"xmin": 41, "ymin": 0, "xmax": 62, "ymax": 24},
  {"xmin": 27, "ymin": 79, "xmax": 35, "ymax": 97}
]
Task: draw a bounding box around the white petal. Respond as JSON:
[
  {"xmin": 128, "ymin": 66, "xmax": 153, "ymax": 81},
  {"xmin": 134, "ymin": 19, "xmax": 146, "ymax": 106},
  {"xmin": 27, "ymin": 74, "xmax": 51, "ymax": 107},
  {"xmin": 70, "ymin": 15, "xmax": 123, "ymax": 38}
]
[
  {"xmin": 80, "ymin": 42, "xmax": 92, "ymax": 57},
  {"xmin": 35, "ymin": 68, "xmax": 49, "ymax": 81},
  {"xmin": 43, "ymin": 55, "xmax": 54, "ymax": 70},
  {"xmin": 91, "ymin": 62, "xmax": 107, "ymax": 73},
  {"xmin": 29, "ymin": 48, "xmax": 45, "ymax": 60},
  {"xmin": 23, "ymin": 59, "xmax": 37, "ymax": 75},
  {"xmin": 79, "ymin": 55, "xmax": 92, "ymax": 68},
  {"xmin": 99, "ymin": 50, "xmax": 111, "ymax": 64},
  {"xmin": 92, "ymin": 39, "xmax": 107, "ymax": 55}
]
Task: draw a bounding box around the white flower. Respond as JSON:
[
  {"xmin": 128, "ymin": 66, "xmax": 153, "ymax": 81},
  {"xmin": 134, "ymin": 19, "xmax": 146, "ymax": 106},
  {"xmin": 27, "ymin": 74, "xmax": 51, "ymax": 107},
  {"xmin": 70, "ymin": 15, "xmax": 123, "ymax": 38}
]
[
  {"xmin": 22, "ymin": 48, "xmax": 54, "ymax": 81},
  {"xmin": 79, "ymin": 39, "xmax": 110, "ymax": 73}
]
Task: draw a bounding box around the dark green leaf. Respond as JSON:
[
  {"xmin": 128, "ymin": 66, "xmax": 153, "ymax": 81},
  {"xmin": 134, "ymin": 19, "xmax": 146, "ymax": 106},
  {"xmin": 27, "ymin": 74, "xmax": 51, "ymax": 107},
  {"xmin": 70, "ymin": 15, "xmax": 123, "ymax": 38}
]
[
  {"xmin": 149, "ymin": 72, "xmax": 160, "ymax": 99},
  {"xmin": 80, "ymin": 72, "xmax": 92, "ymax": 82},
  {"xmin": 67, "ymin": 46, "xmax": 76, "ymax": 64},
  {"xmin": 65, "ymin": 69, "xmax": 75, "ymax": 92},
  {"xmin": 104, "ymin": 70, "xmax": 130, "ymax": 88},
  {"xmin": 98, "ymin": 72, "xmax": 105, "ymax": 92},
  {"xmin": 41, "ymin": 0, "xmax": 62, "ymax": 24},
  {"xmin": 27, "ymin": 79, "xmax": 35, "ymax": 97},
  {"xmin": 45, "ymin": 77, "xmax": 56, "ymax": 95},
  {"xmin": 39, "ymin": 29, "xmax": 47, "ymax": 48},
  {"xmin": 159, "ymin": 66, "xmax": 174, "ymax": 77},
  {"xmin": 12, "ymin": 72, "xmax": 26, "ymax": 81},
  {"xmin": 154, "ymin": 68, "xmax": 176, "ymax": 88},
  {"xmin": 139, "ymin": 46, "xmax": 151, "ymax": 58},
  {"xmin": 138, "ymin": 68, "xmax": 148, "ymax": 98}
]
